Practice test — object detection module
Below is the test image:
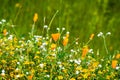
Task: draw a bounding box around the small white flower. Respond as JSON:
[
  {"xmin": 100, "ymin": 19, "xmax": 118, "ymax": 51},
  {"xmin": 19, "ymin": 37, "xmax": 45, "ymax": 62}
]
[
  {"xmin": 69, "ymin": 55, "xmax": 72, "ymax": 58},
  {"xmin": 44, "ymin": 25, "xmax": 48, "ymax": 28},
  {"xmin": 88, "ymin": 49, "xmax": 94, "ymax": 53},
  {"xmin": 56, "ymin": 28, "xmax": 60, "ymax": 31},
  {"xmin": 17, "ymin": 62, "xmax": 20, "ymax": 65},
  {"xmin": 66, "ymin": 31, "xmax": 69, "ymax": 34},
  {"xmin": 70, "ymin": 49, "xmax": 74, "ymax": 53},
  {"xmin": 39, "ymin": 63, "xmax": 44, "ymax": 68},
  {"xmin": 76, "ymin": 42, "xmax": 78, "ymax": 45},
  {"xmin": 75, "ymin": 70, "xmax": 79, "ymax": 74},
  {"xmin": 116, "ymin": 66, "xmax": 119, "ymax": 70},
  {"xmin": 8, "ymin": 35, "xmax": 13, "ymax": 40},
  {"xmin": 16, "ymin": 68, "xmax": 19, "ymax": 71},
  {"xmin": 46, "ymin": 74, "xmax": 50, "ymax": 77},
  {"xmin": 97, "ymin": 32, "xmax": 103, "ymax": 37},
  {"xmin": 57, "ymin": 62, "xmax": 61, "ymax": 64},
  {"xmin": 98, "ymin": 64, "xmax": 102, "ymax": 68},
  {"xmin": 106, "ymin": 32, "xmax": 111, "ymax": 36},
  {"xmin": 62, "ymin": 27, "xmax": 65, "ymax": 31},
  {"xmin": 16, "ymin": 75, "xmax": 20, "ymax": 78},
  {"xmin": 26, "ymin": 72, "xmax": 29, "ymax": 75},
  {"xmin": 1, "ymin": 19, "xmax": 6, "ymax": 23},
  {"xmin": 0, "ymin": 22, "xmax": 2, "ymax": 24},
  {"xmin": 59, "ymin": 64, "xmax": 62, "ymax": 68},
  {"xmin": 74, "ymin": 59, "xmax": 81, "ymax": 65},
  {"xmin": 69, "ymin": 59, "xmax": 73, "ymax": 62},
  {"xmin": 2, "ymin": 70, "xmax": 5, "ymax": 73}
]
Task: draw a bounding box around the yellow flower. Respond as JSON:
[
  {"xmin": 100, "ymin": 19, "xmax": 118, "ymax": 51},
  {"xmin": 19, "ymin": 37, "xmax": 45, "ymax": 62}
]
[
  {"xmin": 1, "ymin": 60, "xmax": 6, "ymax": 64},
  {"xmin": 116, "ymin": 53, "xmax": 120, "ymax": 59},
  {"xmin": 112, "ymin": 60, "xmax": 118, "ymax": 69},
  {"xmin": 33, "ymin": 13, "xmax": 38, "ymax": 23},
  {"xmin": 51, "ymin": 43, "xmax": 57, "ymax": 50},
  {"xmin": 89, "ymin": 34, "xmax": 94, "ymax": 40},
  {"xmin": 70, "ymin": 78, "xmax": 76, "ymax": 80},
  {"xmin": 76, "ymin": 66, "xmax": 82, "ymax": 71},
  {"xmin": 92, "ymin": 61, "xmax": 99, "ymax": 68},
  {"xmin": 82, "ymin": 46, "xmax": 89, "ymax": 58},
  {"xmin": 106, "ymin": 75, "xmax": 111, "ymax": 79},
  {"xmin": 51, "ymin": 33, "xmax": 60, "ymax": 42},
  {"xmin": 58, "ymin": 75, "xmax": 63, "ymax": 79}
]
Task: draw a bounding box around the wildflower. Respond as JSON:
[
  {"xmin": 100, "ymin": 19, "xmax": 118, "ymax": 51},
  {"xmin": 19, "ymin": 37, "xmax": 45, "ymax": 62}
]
[
  {"xmin": 33, "ymin": 13, "xmax": 38, "ymax": 23},
  {"xmin": 3, "ymin": 29, "xmax": 8, "ymax": 36},
  {"xmin": 74, "ymin": 59, "xmax": 81, "ymax": 65},
  {"xmin": 0, "ymin": 22, "xmax": 2, "ymax": 24},
  {"xmin": 76, "ymin": 66, "xmax": 82, "ymax": 71},
  {"xmin": 116, "ymin": 53, "xmax": 120, "ymax": 59},
  {"xmin": 39, "ymin": 63, "xmax": 44, "ymax": 68},
  {"xmin": 97, "ymin": 32, "xmax": 103, "ymax": 37},
  {"xmin": 43, "ymin": 25, "xmax": 48, "ymax": 28},
  {"xmin": 51, "ymin": 43, "xmax": 57, "ymax": 50},
  {"xmin": 62, "ymin": 27, "xmax": 65, "ymax": 31},
  {"xmin": 82, "ymin": 46, "xmax": 89, "ymax": 58},
  {"xmin": 51, "ymin": 33, "xmax": 60, "ymax": 42},
  {"xmin": 1, "ymin": 19, "xmax": 6, "ymax": 23},
  {"xmin": 56, "ymin": 27, "xmax": 60, "ymax": 31},
  {"xmin": 45, "ymin": 74, "xmax": 50, "ymax": 77},
  {"xmin": 62, "ymin": 37, "xmax": 69, "ymax": 46},
  {"xmin": 106, "ymin": 32, "xmax": 111, "ymax": 36},
  {"xmin": 28, "ymin": 75, "xmax": 33, "ymax": 80},
  {"xmin": 88, "ymin": 49, "xmax": 94, "ymax": 53},
  {"xmin": 116, "ymin": 66, "xmax": 119, "ymax": 70},
  {"xmin": 89, "ymin": 33, "xmax": 94, "ymax": 40},
  {"xmin": 70, "ymin": 78, "xmax": 76, "ymax": 80},
  {"xmin": 112, "ymin": 60, "xmax": 118, "ymax": 69},
  {"xmin": 58, "ymin": 76, "xmax": 63, "ymax": 79},
  {"xmin": 75, "ymin": 70, "xmax": 79, "ymax": 74}
]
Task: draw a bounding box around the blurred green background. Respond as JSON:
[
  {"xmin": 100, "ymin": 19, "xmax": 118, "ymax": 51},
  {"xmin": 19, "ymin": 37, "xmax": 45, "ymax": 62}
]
[{"xmin": 0, "ymin": 0, "xmax": 120, "ymax": 54}]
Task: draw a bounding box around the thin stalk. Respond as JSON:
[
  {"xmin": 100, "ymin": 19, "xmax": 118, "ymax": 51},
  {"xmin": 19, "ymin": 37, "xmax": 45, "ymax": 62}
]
[
  {"xmin": 103, "ymin": 36, "xmax": 109, "ymax": 54},
  {"xmin": 47, "ymin": 10, "xmax": 59, "ymax": 36},
  {"xmin": 31, "ymin": 22, "xmax": 35, "ymax": 37}
]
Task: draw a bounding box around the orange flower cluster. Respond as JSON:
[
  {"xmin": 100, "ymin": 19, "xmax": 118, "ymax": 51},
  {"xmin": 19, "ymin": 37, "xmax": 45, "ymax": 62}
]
[
  {"xmin": 33, "ymin": 13, "xmax": 38, "ymax": 23},
  {"xmin": 112, "ymin": 60, "xmax": 118, "ymax": 69},
  {"xmin": 62, "ymin": 33, "xmax": 69, "ymax": 46},
  {"xmin": 51, "ymin": 33, "xmax": 60, "ymax": 42},
  {"xmin": 82, "ymin": 46, "xmax": 89, "ymax": 58}
]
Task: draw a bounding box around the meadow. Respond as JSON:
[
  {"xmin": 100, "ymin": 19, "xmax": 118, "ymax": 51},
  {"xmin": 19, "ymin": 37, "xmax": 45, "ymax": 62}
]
[{"xmin": 0, "ymin": 0, "xmax": 120, "ymax": 80}]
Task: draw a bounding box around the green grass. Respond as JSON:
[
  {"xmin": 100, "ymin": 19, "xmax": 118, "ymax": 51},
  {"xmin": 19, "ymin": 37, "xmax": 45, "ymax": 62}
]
[{"xmin": 0, "ymin": 0, "xmax": 120, "ymax": 79}]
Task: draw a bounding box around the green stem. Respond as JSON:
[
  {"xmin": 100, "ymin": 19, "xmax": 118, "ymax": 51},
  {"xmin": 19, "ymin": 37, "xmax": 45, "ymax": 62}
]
[
  {"xmin": 47, "ymin": 10, "xmax": 59, "ymax": 37},
  {"xmin": 31, "ymin": 23, "xmax": 35, "ymax": 38},
  {"xmin": 103, "ymin": 36, "xmax": 109, "ymax": 54}
]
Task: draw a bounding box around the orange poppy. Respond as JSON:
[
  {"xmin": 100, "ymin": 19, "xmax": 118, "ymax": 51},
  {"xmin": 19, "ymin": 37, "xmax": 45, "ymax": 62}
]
[
  {"xmin": 63, "ymin": 37, "xmax": 68, "ymax": 46},
  {"xmin": 33, "ymin": 13, "xmax": 38, "ymax": 23},
  {"xmin": 3, "ymin": 29, "xmax": 7, "ymax": 36},
  {"xmin": 51, "ymin": 33, "xmax": 60, "ymax": 42},
  {"xmin": 112, "ymin": 60, "xmax": 118, "ymax": 69},
  {"xmin": 82, "ymin": 46, "xmax": 89, "ymax": 57}
]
